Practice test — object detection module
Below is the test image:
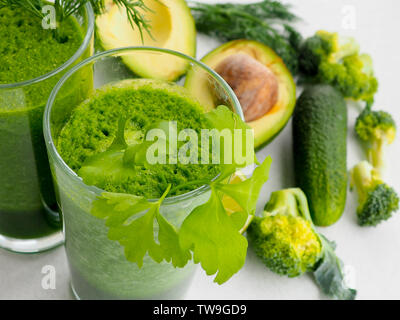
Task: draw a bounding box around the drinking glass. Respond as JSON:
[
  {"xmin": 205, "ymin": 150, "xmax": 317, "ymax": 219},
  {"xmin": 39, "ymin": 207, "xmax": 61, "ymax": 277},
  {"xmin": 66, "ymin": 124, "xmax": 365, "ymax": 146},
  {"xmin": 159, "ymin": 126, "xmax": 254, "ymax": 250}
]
[
  {"xmin": 0, "ymin": 3, "xmax": 94, "ymax": 253},
  {"xmin": 44, "ymin": 47, "xmax": 243, "ymax": 299}
]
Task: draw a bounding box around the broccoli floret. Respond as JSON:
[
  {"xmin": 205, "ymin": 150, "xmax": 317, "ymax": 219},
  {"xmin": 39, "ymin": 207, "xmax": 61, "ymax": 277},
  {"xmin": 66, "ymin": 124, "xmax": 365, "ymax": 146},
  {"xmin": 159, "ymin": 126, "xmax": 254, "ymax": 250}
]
[
  {"xmin": 355, "ymin": 106, "xmax": 396, "ymax": 172},
  {"xmin": 249, "ymin": 214, "xmax": 321, "ymax": 277},
  {"xmin": 350, "ymin": 161, "xmax": 399, "ymax": 226},
  {"xmin": 248, "ymin": 189, "xmax": 322, "ymax": 277},
  {"xmin": 299, "ymin": 30, "xmax": 378, "ymax": 103},
  {"xmin": 247, "ymin": 188, "xmax": 356, "ymax": 300}
]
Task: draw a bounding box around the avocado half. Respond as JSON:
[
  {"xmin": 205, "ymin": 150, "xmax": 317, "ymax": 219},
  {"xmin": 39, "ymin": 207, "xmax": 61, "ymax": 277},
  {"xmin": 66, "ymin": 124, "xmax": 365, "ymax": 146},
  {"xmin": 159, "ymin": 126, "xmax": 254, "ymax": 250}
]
[
  {"xmin": 96, "ymin": 0, "xmax": 196, "ymax": 81},
  {"xmin": 185, "ymin": 40, "xmax": 296, "ymax": 149}
]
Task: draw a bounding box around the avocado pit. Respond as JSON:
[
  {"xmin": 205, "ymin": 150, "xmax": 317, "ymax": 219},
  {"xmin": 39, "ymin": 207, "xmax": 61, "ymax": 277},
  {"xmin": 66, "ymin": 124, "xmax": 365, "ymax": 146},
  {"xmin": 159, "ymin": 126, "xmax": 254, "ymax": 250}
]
[
  {"xmin": 184, "ymin": 39, "xmax": 297, "ymax": 149},
  {"xmin": 215, "ymin": 53, "xmax": 279, "ymax": 122}
]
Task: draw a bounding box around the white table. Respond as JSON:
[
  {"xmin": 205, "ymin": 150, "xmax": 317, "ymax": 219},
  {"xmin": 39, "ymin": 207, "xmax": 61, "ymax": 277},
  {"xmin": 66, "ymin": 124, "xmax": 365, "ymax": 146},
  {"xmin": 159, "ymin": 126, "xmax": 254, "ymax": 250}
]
[{"xmin": 1, "ymin": 0, "xmax": 399, "ymax": 300}]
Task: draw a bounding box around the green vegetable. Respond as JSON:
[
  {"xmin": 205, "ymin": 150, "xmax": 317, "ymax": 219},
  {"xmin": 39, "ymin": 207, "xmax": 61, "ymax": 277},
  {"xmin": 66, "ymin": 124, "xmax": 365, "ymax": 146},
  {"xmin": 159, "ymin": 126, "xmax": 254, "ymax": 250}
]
[
  {"xmin": 185, "ymin": 39, "xmax": 297, "ymax": 149},
  {"xmin": 190, "ymin": 0, "xmax": 302, "ymax": 74},
  {"xmin": 179, "ymin": 187, "xmax": 249, "ymax": 285},
  {"xmin": 248, "ymin": 189, "xmax": 322, "ymax": 277},
  {"xmin": 247, "ymin": 188, "xmax": 356, "ymax": 300},
  {"xmin": 299, "ymin": 30, "xmax": 378, "ymax": 103},
  {"xmin": 350, "ymin": 161, "xmax": 399, "ymax": 226},
  {"xmin": 90, "ymin": 106, "xmax": 273, "ymax": 284},
  {"xmin": 292, "ymin": 84, "xmax": 348, "ymax": 226},
  {"xmin": 355, "ymin": 105, "xmax": 396, "ymax": 173},
  {"xmin": 92, "ymin": 185, "xmax": 192, "ymax": 268},
  {"xmin": 96, "ymin": 0, "xmax": 196, "ymax": 81},
  {"xmin": 313, "ymin": 235, "xmax": 356, "ymax": 300},
  {"xmin": 202, "ymin": 105, "xmax": 257, "ymax": 178},
  {"xmin": 178, "ymin": 156, "xmax": 272, "ymax": 282}
]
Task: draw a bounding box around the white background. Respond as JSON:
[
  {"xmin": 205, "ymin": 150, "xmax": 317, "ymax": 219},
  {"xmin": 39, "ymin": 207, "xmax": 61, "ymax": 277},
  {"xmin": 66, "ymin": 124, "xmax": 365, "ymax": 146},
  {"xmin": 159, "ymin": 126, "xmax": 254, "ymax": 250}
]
[{"xmin": 1, "ymin": 0, "xmax": 399, "ymax": 300}]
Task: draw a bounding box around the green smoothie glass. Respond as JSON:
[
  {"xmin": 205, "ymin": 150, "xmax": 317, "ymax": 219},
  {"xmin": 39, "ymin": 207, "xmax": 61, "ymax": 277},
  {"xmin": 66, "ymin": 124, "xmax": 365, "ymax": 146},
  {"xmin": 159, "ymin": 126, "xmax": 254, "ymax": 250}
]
[
  {"xmin": 44, "ymin": 47, "xmax": 243, "ymax": 299},
  {"xmin": 0, "ymin": 4, "xmax": 94, "ymax": 253}
]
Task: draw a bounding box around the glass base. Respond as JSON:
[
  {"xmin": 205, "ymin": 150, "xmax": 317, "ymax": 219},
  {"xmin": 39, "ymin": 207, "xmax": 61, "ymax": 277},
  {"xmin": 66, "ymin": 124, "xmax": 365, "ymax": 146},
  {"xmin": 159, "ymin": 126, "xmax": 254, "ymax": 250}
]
[
  {"xmin": 69, "ymin": 262, "xmax": 196, "ymax": 300},
  {"xmin": 0, "ymin": 230, "xmax": 64, "ymax": 253},
  {"xmin": 71, "ymin": 282, "xmax": 81, "ymax": 300}
]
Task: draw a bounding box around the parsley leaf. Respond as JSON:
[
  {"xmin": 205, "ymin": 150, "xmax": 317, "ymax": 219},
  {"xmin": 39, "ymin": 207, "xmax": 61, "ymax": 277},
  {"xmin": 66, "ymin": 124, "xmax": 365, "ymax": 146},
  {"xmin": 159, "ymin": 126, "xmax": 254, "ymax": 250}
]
[
  {"xmin": 91, "ymin": 192, "xmax": 151, "ymax": 227},
  {"xmin": 204, "ymin": 106, "xmax": 257, "ymax": 180},
  {"xmin": 86, "ymin": 105, "xmax": 272, "ymax": 284},
  {"xmin": 179, "ymin": 188, "xmax": 248, "ymax": 284},
  {"xmin": 92, "ymin": 185, "xmax": 191, "ymax": 268},
  {"xmin": 109, "ymin": 202, "xmax": 165, "ymax": 266},
  {"xmin": 179, "ymin": 156, "xmax": 273, "ymax": 284},
  {"xmin": 230, "ymin": 211, "xmax": 249, "ymax": 231},
  {"xmin": 216, "ymin": 156, "xmax": 272, "ymax": 215},
  {"xmin": 157, "ymin": 213, "xmax": 191, "ymax": 268}
]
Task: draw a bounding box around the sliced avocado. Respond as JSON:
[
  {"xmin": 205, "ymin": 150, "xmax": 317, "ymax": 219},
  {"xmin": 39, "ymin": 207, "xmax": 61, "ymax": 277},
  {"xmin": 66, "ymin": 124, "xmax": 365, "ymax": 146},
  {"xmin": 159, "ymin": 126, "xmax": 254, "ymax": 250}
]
[
  {"xmin": 96, "ymin": 0, "xmax": 196, "ymax": 81},
  {"xmin": 185, "ymin": 40, "xmax": 296, "ymax": 149}
]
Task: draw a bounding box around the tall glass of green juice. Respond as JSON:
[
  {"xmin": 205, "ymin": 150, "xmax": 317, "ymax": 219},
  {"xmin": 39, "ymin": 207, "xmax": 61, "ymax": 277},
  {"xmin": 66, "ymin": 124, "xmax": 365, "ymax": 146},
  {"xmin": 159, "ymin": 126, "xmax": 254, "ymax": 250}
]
[
  {"xmin": 44, "ymin": 48, "xmax": 243, "ymax": 299},
  {"xmin": 0, "ymin": 4, "xmax": 94, "ymax": 252}
]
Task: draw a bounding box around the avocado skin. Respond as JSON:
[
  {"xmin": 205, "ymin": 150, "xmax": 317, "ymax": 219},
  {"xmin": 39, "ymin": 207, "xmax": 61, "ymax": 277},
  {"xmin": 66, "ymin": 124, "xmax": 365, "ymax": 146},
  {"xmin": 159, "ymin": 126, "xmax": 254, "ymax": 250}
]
[{"xmin": 292, "ymin": 85, "xmax": 347, "ymax": 226}]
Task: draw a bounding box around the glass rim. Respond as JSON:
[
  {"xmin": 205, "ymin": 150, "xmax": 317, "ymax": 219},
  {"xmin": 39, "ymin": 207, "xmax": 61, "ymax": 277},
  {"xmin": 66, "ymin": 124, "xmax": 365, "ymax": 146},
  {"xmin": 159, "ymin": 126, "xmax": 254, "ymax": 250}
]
[
  {"xmin": 44, "ymin": 46, "xmax": 244, "ymax": 203},
  {"xmin": 0, "ymin": 3, "xmax": 95, "ymax": 90}
]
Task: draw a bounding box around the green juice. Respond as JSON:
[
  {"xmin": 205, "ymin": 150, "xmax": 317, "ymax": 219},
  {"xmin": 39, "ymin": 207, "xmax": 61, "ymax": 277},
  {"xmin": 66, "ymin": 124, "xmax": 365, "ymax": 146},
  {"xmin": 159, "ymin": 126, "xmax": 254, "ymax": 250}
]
[
  {"xmin": 57, "ymin": 79, "xmax": 220, "ymax": 198},
  {"xmin": 55, "ymin": 79, "xmax": 220, "ymax": 299},
  {"xmin": 0, "ymin": 6, "xmax": 92, "ymax": 240}
]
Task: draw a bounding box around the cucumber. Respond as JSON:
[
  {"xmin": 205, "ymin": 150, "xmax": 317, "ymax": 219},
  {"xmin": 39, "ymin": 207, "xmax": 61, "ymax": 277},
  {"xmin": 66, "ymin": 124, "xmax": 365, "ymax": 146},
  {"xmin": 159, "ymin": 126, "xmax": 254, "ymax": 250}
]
[{"xmin": 292, "ymin": 85, "xmax": 347, "ymax": 226}]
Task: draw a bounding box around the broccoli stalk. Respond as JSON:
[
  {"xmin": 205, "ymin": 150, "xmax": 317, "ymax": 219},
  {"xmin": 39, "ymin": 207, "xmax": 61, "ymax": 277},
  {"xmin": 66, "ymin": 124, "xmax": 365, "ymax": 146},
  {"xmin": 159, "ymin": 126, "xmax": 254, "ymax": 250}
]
[
  {"xmin": 350, "ymin": 161, "xmax": 399, "ymax": 226},
  {"xmin": 247, "ymin": 188, "xmax": 356, "ymax": 300},
  {"xmin": 299, "ymin": 30, "xmax": 378, "ymax": 103},
  {"xmin": 355, "ymin": 106, "xmax": 396, "ymax": 173}
]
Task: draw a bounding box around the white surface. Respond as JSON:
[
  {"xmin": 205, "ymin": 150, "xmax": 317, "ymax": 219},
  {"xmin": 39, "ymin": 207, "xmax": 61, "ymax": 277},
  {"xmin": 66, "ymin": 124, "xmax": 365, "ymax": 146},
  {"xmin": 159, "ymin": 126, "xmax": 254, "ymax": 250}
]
[{"xmin": 1, "ymin": 0, "xmax": 399, "ymax": 300}]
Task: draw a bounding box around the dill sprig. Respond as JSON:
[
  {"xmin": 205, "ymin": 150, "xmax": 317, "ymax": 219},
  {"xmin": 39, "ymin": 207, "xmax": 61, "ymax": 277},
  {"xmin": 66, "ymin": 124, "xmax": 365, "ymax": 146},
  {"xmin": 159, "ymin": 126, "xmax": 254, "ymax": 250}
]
[
  {"xmin": 190, "ymin": 0, "xmax": 302, "ymax": 74},
  {"xmin": 0, "ymin": 0, "xmax": 152, "ymax": 41},
  {"xmin": 0, "ymin": 0, "xmax": 46, "ymax": 18},
  {"xmin": 111, "ymin": 0, "xmax": 152, "ymax": 42}
]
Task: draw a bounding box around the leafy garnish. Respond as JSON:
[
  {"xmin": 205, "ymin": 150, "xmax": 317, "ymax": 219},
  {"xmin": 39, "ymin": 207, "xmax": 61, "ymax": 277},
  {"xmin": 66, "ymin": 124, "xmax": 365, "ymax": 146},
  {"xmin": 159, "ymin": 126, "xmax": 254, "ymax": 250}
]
[
  {"xmin": 204, "ymin": 105, "xmax": 257, "ymax": 180},
  {"xmin": 179, "ymin": 156, "xmax": 272, "ymax": 284},
  {"xmin": 179, "ymin": 187, "xmax": 248, "ymax": 284},
  {"xmin": 89, "ymin": 119, "xmax": 191, "ymax": 267},
  {"xmin": 313, "ymin": 235, "xmax": 357, "ymax": 300},
  {"xmin": 156, "ymin": 212, "xmax": 192, "ymax": 267},
  {"xmin": 91, "ymin": 155, "xmax": 272, "ymax": 283},
  {"xmin": 216, "ymin": 156, "xmax": 272, "ymax": 215},
  {"xmin": 230, "ymin": 211, "xmax": 250, "ymax": 231},
  {"xmin": 84, "ymin": 105, "xmax": 272, "ymax": 284},
  {"xmin": 92, "ymin": 185, "xmax": 191, "ymax": 268}
]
